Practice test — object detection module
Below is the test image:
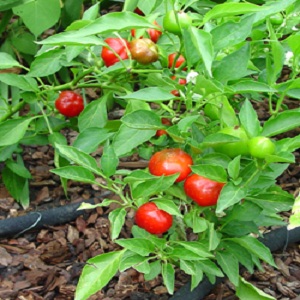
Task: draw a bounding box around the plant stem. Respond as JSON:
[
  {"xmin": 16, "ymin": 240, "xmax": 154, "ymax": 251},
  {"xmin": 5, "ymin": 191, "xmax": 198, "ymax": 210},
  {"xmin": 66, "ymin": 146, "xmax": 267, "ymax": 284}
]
[{"xmin": 0, "ymin": 101, "xmax": 26, "ymax": 122}]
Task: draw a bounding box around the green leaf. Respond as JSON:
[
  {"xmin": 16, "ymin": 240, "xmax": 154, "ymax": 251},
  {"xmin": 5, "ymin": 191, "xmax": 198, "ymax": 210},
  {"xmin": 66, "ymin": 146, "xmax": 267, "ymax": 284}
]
[
  {"xmin": 289, "ymin": 194, "xmax": 300, "ymax": 229},
  {"xmin": 213, "ymin": 43, "xmax": 250, "ymax": 84},
  {"xmin": 203, "ymin": 2, "xmax": 265, "ymax": 23},
  {"xmin": 78, "ymin": 97, "xmax": 108, "ymax": 131},
  {"xmin": 13, "ymin": 0, "xmax": 61, "ymax": 37},
  {"xmin": 190, "ymin": 262, "xmax": 204, "ymax": 290},
  {"xmin": 220, "ymin": 97, "xmax": 240, "ymax": 127},
  {"xmin": 221, "ymin": 220, "xmax": 259, "ymax": 237},
  {"xmin": 101, "ymin": 141, "xmax": 119, "ymax": 177},
  {"xmin": 184, "ymin": 27, "xmax": 214, "ymax": 77},
  {"xmin": 116, "ymin": 238, "xmax": 155, "ymax": 256},
  {"xmin": 229, "ymin": 236, "xmax": 276, "ymax": 267},
  {"xmin": 0, "ymin": 0, "xmax": 30, "ymax": 11},
  {"xmin": 11, "ymin": 31, "xmax": 38, "ymax": 55},
  {"xmin": 261, "ymin": 110, "xmax": 300, "ymax": 137},
  {"xmin": 229, "ymin": 79, "xmax": 277, "ymax": 93},
  {"xmin": 266, "ymin": 20, "xmax": 284, "ymax": 84},
  {"xmin": 41, "ymin": 12, "xmax": 156, "ymax": 45},
  {"xmin": 6, "ymin": 159, "xmax": 32, "ymax": 179},
  {"xmin": 0, "ymin": 52, "xmax": 21, "ymax": 69},
  {"xmin": 119, "ymin": 250, "xmax": 148, "ymax": 272},
  {"xmin": 82, "ymin": 3, "xmax": 99, "ymax": 20},
  {"xmin": 50, "ymin": 166, "xmax": 96, "ymax": 183},
  {"xmin": 223, "ymin": 201, "xmax": 262, "ymax": 223},
  {"xmin": 221, "ymin": 240, "xmax": 254, "ymax": 273},
  {"xmin": 173, "ymin": 241, "xmax": 213, "ymax": 258},
  {"xmin": 239, "ymin": 99, "xmax": 261, "ymax": 137},
  {"xmin": 265, "ymin": 152, "xmax": 295, "ymax": 164},
  {"xmin": 121, "ymin": 110, "xmax": 161, "ymax": 130},
  {"xmin": 212, "ymin": 15, "xmax": 255, "ymax": 50},
  {"xmin": 153, "ymin": 199, "xmax": 182, "ymax": 217},
  {"xmin": 0, "ymin": 74, "xmax": 38, "ymax": 91},
  {"xmin": 184, "ymin": 211, "xmax": 208, "ymax": 233},
  {"xmin": 191, "ymin": 164, "xmax": 227, "ymax": 183},
  {"xmin": 216, "ymin": 182, "xmax": 247, "ymax": 214},
  {"xmin": 121, "ymin": 87, "xmax": 174, "ymax": 102},
  {"xmin": 162, "ymin": 263, "xmax": 175, "ymax": 295},
  {"xmin": 75, "ymin": 250, "xmax": 125, "ymax": 300},
  {"xmin": 0, "ymin": 117, "xmax": 35, "ymax": 146},
  {"xmin": 286, "ymin": 34, "xmax": 300, "ymax": 56},
  {"xmin": 54, "ymin": 144, "xmax": 102, "ymax": 176},
  {"xmin": 197, "ymin": 259, "xmax": 223, "ymax": 277},
  {"xmin": 247, "ymin": 187, "xmax": 294, "ymax": 214},
  {"xmin": 236, "ymin": 277, "xmax": 276, "ymax": 300},
  {"xmin": 144, "ymin": 260, "xmax": 161, "ymax": 281},
  {"xmin": 253, "ymin": 0, "xmax": 297, "ymax": 24},
  {"xmin": 61, "ymin": 0, "xmax": 83, "ymax": 28},
  {"xmin": 109, "ymin": 208, "xmax": 127, "ymax": 240},
  {"xmin": 112, "ymin": 124, "xmax": 155, "ymax": 157},
  {"xmin": 208, "ymin": 222, "xmax": 221, "ymax": 251},
  {"xmin": 2, "ymin": 166, "xmax": 29, "ymax": 208},
  {"xmin": 216, "ymin": 251, "xmax": 239, "ymax": 286},
  {"xmin": 227, "ymin": 156, "xmax": 241, "ymax": 180},
  {"xmin": 28, "ymin": 48, "xmax": 65, "ymax": 77},
  {"xmin": 180, "ymin": 260, "xmax": 196, "ymax": 276},
  {"xmin": 72, "ymin": 128, "xmax": 113, "ymax": 153},
  {"xmin": 132, "ymin": 174, "xmax": 178, "ymax": 200}
]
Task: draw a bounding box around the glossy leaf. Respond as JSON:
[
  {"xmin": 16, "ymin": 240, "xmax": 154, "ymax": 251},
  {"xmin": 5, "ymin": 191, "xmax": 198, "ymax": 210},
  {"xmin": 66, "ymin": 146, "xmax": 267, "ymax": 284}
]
[
  {"xmin": 229, "ymin": 236, "xmax": 276, "ymax": 267},
  {"xmin": 0, "ymin": 117, "xmax": 36, "ymax": 146},
  {"xmin": 203, "ymin": 2, "xmax": 265, "ymax": 23},
  {"xmin": 54, "ymin": 144, "xmax": 102, "ymax": 176},
  {"xmin": 236, "ymin": 277, "xmax": 276, "ymax": 299},
  {"xmin": 109, "ymin": 208, "xmax": 127, "ymax": 240},
  {"xmin": 41, "ymin": 12, "xmax": 156, "ymax": 45},
  {"xmin": 0, "ymin": 52, "xmax": 21, "ymax": 69},
  {"xmin": 216, "ymin": 251, "xmax": 239, "ymax": 286},
  {"xmin": 162, "ymin": 263, "xmax": 175, "ymax": 295},
  {"xmin": 116, "ymin": 238, "xmax": 156, "ymax": 256},
  {"xmin": 216, "ymin": 182, "xmax": 247, "ymax": 214},
  {"xmin": 213, "ymin": 43, "xmax": 250, "ymax": 84},
  {"xmin": 75, "ymin": 250, "xmax": 125, "ymax": 300},
  {"xmin": 261, "ymin": 110, "xmax": 300, "ymax": 137},
  {"xmin": 239, "ymin": 99, "xmax": 261, "ymax": 137},
  {"xmin": 78, "ymin": 97, "xmax": 108, "ymax": 131},
  {"xmin": 112, "ymin": 124, "xmax": 155, "ymax": 157},
  {"xmin": 50, "ymin": 166, "xmax": 96, "ymax": 183},
  {"xmin": 121, "ymin": 110, "xmax": 162, "ymax": 129},
  {"xmin": 13, "ymin": 0, "xmax": 61, "ymax": 37}
]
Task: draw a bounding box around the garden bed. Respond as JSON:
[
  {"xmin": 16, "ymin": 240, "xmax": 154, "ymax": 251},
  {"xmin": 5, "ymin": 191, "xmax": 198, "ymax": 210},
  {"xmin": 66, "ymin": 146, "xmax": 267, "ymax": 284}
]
[{"xmin": 0, "ymin": 97, "xmax": 299, "ymax": 299}]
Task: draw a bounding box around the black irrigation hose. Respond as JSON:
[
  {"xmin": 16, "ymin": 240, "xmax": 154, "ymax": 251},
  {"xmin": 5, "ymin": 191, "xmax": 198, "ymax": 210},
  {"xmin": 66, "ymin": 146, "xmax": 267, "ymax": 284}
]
[
  {"xmin": 0, "ymin": 192, "xmax": 112, "ymax": 239},
  {"xmin": 170, "ymin": 226, "xmax": 300, "ymax": 300}
]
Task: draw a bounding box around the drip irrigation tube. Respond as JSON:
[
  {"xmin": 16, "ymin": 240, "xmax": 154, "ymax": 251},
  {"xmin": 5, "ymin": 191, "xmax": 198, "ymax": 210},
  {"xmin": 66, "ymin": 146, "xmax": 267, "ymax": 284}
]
[
  {"xmin": 0, "ymin": 192, "xmax": 111, "ymax": 239},
  {"xmin": 170, "ymin": 226, "xmax": 300, "ymax": 300}
]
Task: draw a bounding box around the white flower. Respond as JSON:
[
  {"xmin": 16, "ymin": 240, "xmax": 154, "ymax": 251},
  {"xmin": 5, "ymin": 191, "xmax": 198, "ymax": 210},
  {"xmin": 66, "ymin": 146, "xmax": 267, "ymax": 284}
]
[
  {"xmin": 186, "ymin": 70, "xmax": 199, "ymax": 84},
  {"xmin": 284, "ymin": 51, "xmax": 294, "ymax": 66}
]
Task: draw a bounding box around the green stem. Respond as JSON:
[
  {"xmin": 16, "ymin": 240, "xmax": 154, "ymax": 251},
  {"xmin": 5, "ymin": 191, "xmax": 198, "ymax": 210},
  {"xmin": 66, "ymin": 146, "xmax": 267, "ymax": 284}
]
[
  {"xmin": 72, "ymin": 67, "xmax": 97, "ymax": 87},
  {"xmin": 0, "ymin": 101, "xmax": 26, "ymax": 122},
  {"xmin": 131, "ymin": 69, "xmax": 162, "ymax": 74},
  {"xmin": 37, "ymin": 102, "xmax": 53, "ymax": 134}
]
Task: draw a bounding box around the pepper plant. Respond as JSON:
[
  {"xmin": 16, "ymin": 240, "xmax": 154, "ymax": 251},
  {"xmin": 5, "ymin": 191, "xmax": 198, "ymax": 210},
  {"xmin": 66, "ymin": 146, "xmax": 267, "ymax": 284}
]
[{"xmin": 0, "ymin": 0, "xmax": 300, "ymax": 299}]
